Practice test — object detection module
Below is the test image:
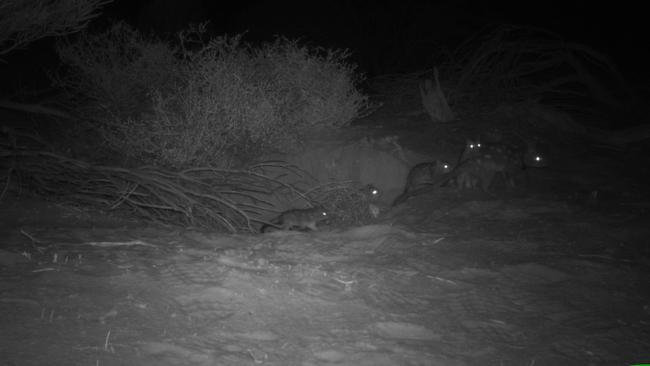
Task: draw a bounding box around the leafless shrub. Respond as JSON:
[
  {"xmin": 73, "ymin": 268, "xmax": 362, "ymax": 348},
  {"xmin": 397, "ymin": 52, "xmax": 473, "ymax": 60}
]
[
  {"xmin": 307, "ymin": 182, "xmax": 378, "ymax": 227},
  {"xmin": 0, "ymin": 0, "xmax": 112, "ymax": 57},
  {"xmin": 54, "ymin": 22, "xmax": 368, "ymax": 168},
  {"xmin": 446, "ymin": 24, "xmax": 632, "ymax": 118}
]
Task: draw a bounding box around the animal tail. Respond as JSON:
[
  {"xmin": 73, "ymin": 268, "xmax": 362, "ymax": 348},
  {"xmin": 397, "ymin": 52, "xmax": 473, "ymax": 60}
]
[
  {"xmin": 391, "ymin": 191, "xmax": 410, "ymax": 207},
  {"xmin": 392, "ymin": 160, "xmax": 474, "ymax": 207},
  {"xmin": 260, "ymin": 218, "xmax": 281, "ymax": 233},
  {"xmin": 391, "ymin": 185, "xmax": 436, "ymax": 206}
]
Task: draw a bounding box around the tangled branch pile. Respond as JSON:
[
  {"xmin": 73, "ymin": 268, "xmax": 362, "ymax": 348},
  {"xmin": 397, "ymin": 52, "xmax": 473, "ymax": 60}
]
[
  {"xmin": 446, "ymin": 24, "xmax": 632, "ymax": 117},
  {"xmin": 0, "ymin": 0, "xmax": 111, "ymax": 57},
  {"xmin": 1, "ymin": 127, "xmax": 317, "ymax": 232},
  {"xmin": 53, "ymin": 22, "xmax": 368, "ymax": 168},
  {"xmin": 305, "ymin": 183, "xmax": 379, "ymax": 227}
]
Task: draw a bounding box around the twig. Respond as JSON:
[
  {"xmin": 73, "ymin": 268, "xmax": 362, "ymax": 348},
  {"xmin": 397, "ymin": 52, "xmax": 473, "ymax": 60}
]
[
  {"xmin": 2, "ymin": 142, "xmax": 319, "ymax": 232},
  {"xmin": 104, "ymin": 328, "xmax": 111, "ymax": 352}
]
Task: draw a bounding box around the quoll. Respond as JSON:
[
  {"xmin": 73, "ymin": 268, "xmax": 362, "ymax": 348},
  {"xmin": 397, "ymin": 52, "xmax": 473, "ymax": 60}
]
[
  {"xmin": 458, "ymin": 139, "xmax": 483, "ymax": 163},
  {"xmin": 454, "ymin": 141, "xmax": 548, "ymax": 191},
  {"xmin": 261, "ymin": 206, "xmax": 328, "ymax": 233},
  {"xmin": 392, "ymin": 160, "xmax": 451, "ymax": 206},
  {"xmin": 403, "ymin": 160, "xmax": 452, "ymax": 193},
  {"xmin": 359, "ymin": 183, "xmax": 382, "ymax": 202}
]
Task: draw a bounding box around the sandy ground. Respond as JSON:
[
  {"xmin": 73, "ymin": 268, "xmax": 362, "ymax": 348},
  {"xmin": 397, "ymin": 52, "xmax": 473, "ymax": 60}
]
[
  {"xmin": 1, "ymin": 105, "xmax": 650, "ymax": 365},
  {"xmin": 1, "ymin": 165, "xmax": 649, "ymax": 366}
]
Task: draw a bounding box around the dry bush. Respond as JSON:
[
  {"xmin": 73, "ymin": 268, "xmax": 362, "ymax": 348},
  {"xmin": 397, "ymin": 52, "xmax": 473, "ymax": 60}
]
[
  {"xmin": 264, "ymin": 37, "xmax": 368, "ymax": 129},
  {"xmin": 55, "ymin": 22, "xmax": 179, "ymax": 119},
  {"xmin": 307, "ymin": 183, "xmax": 378, "ymax": 227},
  {"xmin": 444, "ymin": 25, "xmax": 633, "ymax": 119},
  {"xmin": 53, "ymin": 22, "xmax": 180, "ymax": 164},
  {"xmin": 54, "ymin": 23, "xmax": 368, "ymax": 168},
  {"xmin": 0, "ymin": 0, "xmax": 111, "ymax": 57},
  {"xmin": 1, "ymin": 127, "xmax": 318, "ymax": 232}
]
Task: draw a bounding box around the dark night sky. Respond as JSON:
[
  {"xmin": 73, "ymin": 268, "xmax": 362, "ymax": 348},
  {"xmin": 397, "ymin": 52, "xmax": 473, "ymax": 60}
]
[
  {"xmin": 98, "ymin": 0, "xmax": 649, "ymax": 79},
  {"xmin": 1, "ymin": 0, "xmax": 647, "ymax": 90}
]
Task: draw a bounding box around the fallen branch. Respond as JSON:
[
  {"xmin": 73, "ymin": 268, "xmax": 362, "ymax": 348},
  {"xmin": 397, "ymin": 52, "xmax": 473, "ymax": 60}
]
[
  {"xmin": 1, "ymin": 129, "xmax": 316, "ymax": 232},
  {"xmin": 419, "ymin": 67, "xmax": 455, "ymax": 123},
  {"xmin": 0, "ymin": 0, "xmax": 113, "ymax": 57},
  {"xmin": 0, "ymin": 99, "xmax": 75, "ymax": 120}
]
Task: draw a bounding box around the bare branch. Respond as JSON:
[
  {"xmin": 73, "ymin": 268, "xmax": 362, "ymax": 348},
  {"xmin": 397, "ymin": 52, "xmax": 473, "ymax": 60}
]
[{"xmin": 0, "ymin": 0, "xmax": 113, "ymax": 57}]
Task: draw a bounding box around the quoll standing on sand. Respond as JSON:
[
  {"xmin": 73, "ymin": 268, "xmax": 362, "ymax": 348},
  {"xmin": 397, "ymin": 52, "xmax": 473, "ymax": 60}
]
[
  {"xmin": 261, "ymin": 206, "xmax": 329, "ymax": 233},
  {"xmin": 391, "ymin": 160, "xmax": 451, "ymax": 206},
  {"xmin": 403, "ymin": 160, "xmax": 452, "ymax": 193}
]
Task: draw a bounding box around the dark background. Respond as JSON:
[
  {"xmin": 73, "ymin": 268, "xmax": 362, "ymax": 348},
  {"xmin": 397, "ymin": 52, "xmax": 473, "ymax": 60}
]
[
  {"xmin": 1, "ymin": 0, "xmax": 648, "ymax": 108},
  {"xmin": 98, "ymin": 0, "xmax": 649, "ymax": 80}
]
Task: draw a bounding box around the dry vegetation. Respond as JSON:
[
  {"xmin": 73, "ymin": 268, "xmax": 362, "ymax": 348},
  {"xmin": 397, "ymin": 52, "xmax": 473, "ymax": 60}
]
[
  {"xmin": 1, "ymin": 127, "xmax": 323, "ymax": 232},
  {"xmin": 371, "ymin": 25, "xmax": 638, "ymax": 144},
  {"xmin": 2, "ymin": 126, "xmax": 384, "ymax": 231},
  {"xmin": 54, "ymin": 22, "xmax": 368, "ymax": 168},
  {"xmin": 3, "ymin": 14, "xmax": 640, "ymax": 230},
  {"xmin": 2, "ymin": 19, "xmax": 371, "ymax": 230},
  {"xmin": 446, "ymin": 25, "xmax": 632, "ymax": 118},
  {"xmin": 0, "ymin": 0, "xmax": 112, "ymax": 57},
  {"xmin": 307, "ymin": 183, "xmax": 380, "ymax": 227}
]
